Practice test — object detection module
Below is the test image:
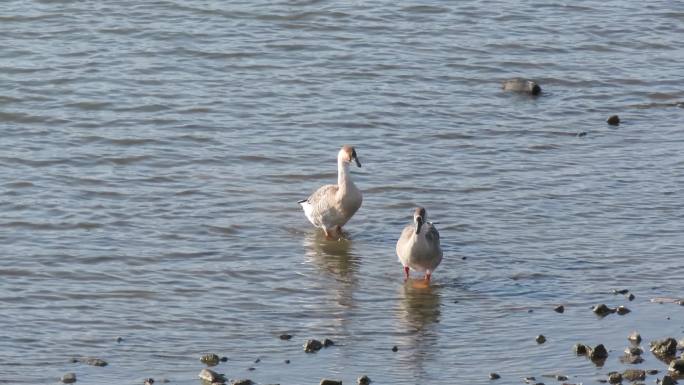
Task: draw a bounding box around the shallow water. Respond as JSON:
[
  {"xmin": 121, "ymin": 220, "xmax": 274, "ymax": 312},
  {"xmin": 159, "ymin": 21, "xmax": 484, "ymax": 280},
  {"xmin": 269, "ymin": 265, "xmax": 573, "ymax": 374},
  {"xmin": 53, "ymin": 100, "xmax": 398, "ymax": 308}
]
[{"xmin": 1, "ymin": 1, "xmax": 684, "ymax": 384}]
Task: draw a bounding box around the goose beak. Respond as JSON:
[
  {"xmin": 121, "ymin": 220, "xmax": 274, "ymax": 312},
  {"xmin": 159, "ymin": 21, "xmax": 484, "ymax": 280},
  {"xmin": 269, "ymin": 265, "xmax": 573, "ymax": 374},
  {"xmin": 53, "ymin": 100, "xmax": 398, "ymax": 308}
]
[
  {"xmin": 415, "ymin": 216, "xmax": 423, "ymax": 234},
  {"xmin": 354, "ymin": 155, "xmax": 361, "ymax": 168}
]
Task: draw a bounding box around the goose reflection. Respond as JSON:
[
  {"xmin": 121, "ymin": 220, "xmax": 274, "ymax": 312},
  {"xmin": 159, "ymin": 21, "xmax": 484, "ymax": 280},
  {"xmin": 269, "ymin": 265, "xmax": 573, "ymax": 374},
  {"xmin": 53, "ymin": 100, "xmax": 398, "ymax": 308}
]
[{"xmin": 302, "ymin": 230, "xmax": 360, "ymax": 281}]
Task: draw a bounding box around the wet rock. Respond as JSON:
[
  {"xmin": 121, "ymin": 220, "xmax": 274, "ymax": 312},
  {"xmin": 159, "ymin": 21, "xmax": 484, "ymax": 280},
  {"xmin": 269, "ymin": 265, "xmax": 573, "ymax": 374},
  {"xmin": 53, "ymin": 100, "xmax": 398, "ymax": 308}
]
[
  {"xmin": 144, "ymin": 379, "xmax": 154, "ymax": 385},
  {"xmin": 536, "ymin": 335, "xmax": 547, "ymax": 344},
  {"xmin": 647, "ymin": 370, "xmax": 659, "ymax": 375},
  {"xmin": 198, "ymin": 368, "xmax": 225, "ymax": 384},
  {"xmin": 284, "ymin": 359, "xmax": 290, "ymax": 364},
  {"xmin": 628, "ymin": 293, "xmax": 635, "ymax": 301},
  {"xmin": 659, "ymin": 376, "xmax": 677, "ymax": 385},
  {"xmin": 323, "ymin": 338, "xmax": 335, "ymax": 347},
  {"xmin": 613, "ymin": 289, "xmax": 629, "ymax": 295},
  {"xmin": 523, "ymin": 376, "xmax": 536, "ymax": 383},
  {"xmin": 556, "ymin": 375, "xmax": 568, "ymax": 381},
  {"xmin": 116, "ymin": 336, "xmax": 124, "ymax": 343},
  {"xmin": 628, "ymin": 332, "xmax": 642, "ymax": 344},
  {"xmin": 392, "ymin": 345, "xmax": 398, "ymax": 352},
  {"xmin": 489, "ymin": 372, "xmax": 501, "ymax": 380},
  {"xmin": 607, "ymin": 115, "xmax": 621, "ymax": 126},
  {"xmin": 590, "ymin": 344, "xmax": 609, "ymax": 360},
  {"xmin": 232, "ymin": 380, "xmax": 253, "ymax": 385},
  {"xmin": 623, "ymin": 370, "xmax": 646, "ymax": 381},
  {"xmin": 279, "ymin": 334, "xmax": 292, "ymax": 340},
  {"xmin": 61, "ymin": 373, "xmax": 77, "ymax": 384},
  {"xmin": 201, "ymin": 354, "xmax": 221, "ymax": 366},
  {"xmin": 80, "ymin": 357, "xmax": 108, "ymax": 367},
  {"xmin": 357, "ymin": 375, "xmax": 371, "ymax": 385},
  {"xmin": 651, "ymin": 338, "xmax": 678, "ymax": 357},
  {"xmin": 320, "ymin": 380, "xmax": 342, "ymax": 385},
  {"xmin": 616, "ymin": 306, "xmax": 631, "ymax": 315},
  {"xmin": 304, "ymin": 339, "xmax": 323, "ymax": 353},
  {"xmin": 593, "ymin": 304, "xmax": 616, "ymax": 316},
  {"xmin": 577, "ymin": 132, "xmax": 587, "ymax": 137},
  {"xmin": 554, "ymin": 305, "xmax": 565, "ymax": 313},
  {"xmin": 608, "ymin": 372, "xmax": 622, "ymax": 384},
  {"xmin": 620, "ymin": 354, "xmax": 644, "ymax": 364},
  {"xmin": 679, "ymin": 338, "xmax": 684, "ymax": 349},
  {"xmin": 254, "ymin": 358, "xmax": 260, "ymax": 363},
  {"xmin": 220, "ymin": 356, "xmax": 228, "ymax": 362},
  {"xmin": 574, "ymin": 343, "xmax": 588, "ymax": 355},
  {"xmin": 247, "ymin": 367, "xmax": 255, "ymax": 371},
  {"xmin": 502, "ymin": 78, "xmax": 541, "ymax": 95},
  {"xmin": 669, "ymin": 359, "xmax": 684, "ymax": 375},
  {"xmin": 625, "ymin": 346, "xmax": 643, "ymax": 356}
]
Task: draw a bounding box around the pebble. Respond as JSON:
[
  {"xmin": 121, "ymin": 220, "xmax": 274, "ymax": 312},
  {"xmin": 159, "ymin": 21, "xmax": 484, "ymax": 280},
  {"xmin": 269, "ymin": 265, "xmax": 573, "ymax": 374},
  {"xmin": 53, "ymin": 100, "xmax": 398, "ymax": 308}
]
[
  {"xmin": 201, "ymin": 354, "xmax": 221, "ymax": 366},
  {"xmin": 612, "ymin": 289, "xmax": 629, "ymax": 295},
  {"xmin": 650, "ymin": 337, "xmax": 678, "ymax": 357},
  {"xmin": 659, "ymin": 376, "xmax": 676, "ymax": 385},
  {"xmin": 279, "ymin": 334, "xmax": 292, "ymax": 340},
  {"xmin": 254, "ymin": 358, "xmax": 260, "ymax": 363},
  {"xmin": 556, "ymin": 375, "xmax": 568, "ymax": 381},
  {"xmin": 61, "ymin": 372, "xmax": 77, "ymax": 384},
  {"xmin": 304, "ymin": 339, "xmax": 323, "ymax": 353},
  {"xmin": 577, "ymin": 132, "xmax": 587, "ymax": 137},
  {"xmin": 232, "ymin": 380, "xmax": 253, "ymax": 385},
  {"xmin": 607, "ymin": 115, "xmax": 620, "ymax": 126},
  {"xmin": 628, "ymin": 331, "xmax": 642, "ymax": 344},
  {"xmin": 323, "ymin": 338, "xmax": 335, "ymax": 347},
  {"xmin": 608, "ymin": 372, "xmax": 622, "ymax": 384},
  {"xmin": 144, "ymin": 379, "xmax": 154, "ymax": 385},
  {"xmin": 78, "ymin": 357, "xmax": 108, "ymax": 367},
  {"xmin": 616, "ymin": 305, "xmax": 631, "ymax": 315},
  {"xmin": 574, "ymin": 343, "xmax": 588, "ymax": 355},
  {"xmin": 220, "ymin": 357, "xmax": 228, "ymax": 362},
  {"xmin": 620, "ymin": 354, "xmax": 644, "ymax": 364},
  {"xmin": 247, "ymin": 367, "xmax": 255, "ymax": 371},
  {"xmin": 357, "ymin": 375, "xmax": 371, "ymax": 385},
  {"xmin": 554, "ymin": 305, "xmax": 565, "ymax": 313},
  {"xmin": 116, "ymin": 336, "xmax": 124, "ymax": 343},
  {"xmin": 320, "ymin": 379, "xmax": 342, "ymax": 385},
  {"xmin": 489, "ymin": 373, "xmax": 501, "ymax": 380},
  {"xmin": 625, "ymin": 346, "xmax": 643, "ymax": 356},
  {"xmin": 502, "ymin": 78, "xmax": 542, "ymax": 95},
  {"xmin": 623, "ymin": 369, "xmax": 646, "ymax": 381},
  {"xmin": 628, "ymin": 293, "xmax": 635, "ymax": 301},
  {"xmin": 669, "ymin": 359, "xmax": 684, "ymax": 374},
  {"xmin": 536, "ymin": 335, "xmax": 546, "ymax": 344},
  {"xmin": 284, "ymin": 359, "xmax": 290, "ymax": 364},
  {"xmin": 198, "ymin": 368, "xmax": 225, "ymax": 384},
  {"xmin": 593, "ymin": 304, "xmax": 615, "ymax": 317},
  {"xmin": 392, "ymin": 345, "xmax": 398, "ymax": 352},
  {"xmin": 589, "ymin": 344, "xmax": 608, "ymax": 360},
  {"xmin": 647, "ymin": 370, "xmax": 659, "ymax": 375},
  {"xmin": 523, "ymin": 377, "xmax": 536, "ymax": 383}
]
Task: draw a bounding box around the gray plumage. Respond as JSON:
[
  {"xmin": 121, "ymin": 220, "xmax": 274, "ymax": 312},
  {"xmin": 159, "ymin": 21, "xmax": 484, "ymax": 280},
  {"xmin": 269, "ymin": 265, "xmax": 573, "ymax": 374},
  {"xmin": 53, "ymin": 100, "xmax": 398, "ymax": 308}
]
[{"xmin": 396, "ymin": 207, "xmax": 443, "ymax": 280}]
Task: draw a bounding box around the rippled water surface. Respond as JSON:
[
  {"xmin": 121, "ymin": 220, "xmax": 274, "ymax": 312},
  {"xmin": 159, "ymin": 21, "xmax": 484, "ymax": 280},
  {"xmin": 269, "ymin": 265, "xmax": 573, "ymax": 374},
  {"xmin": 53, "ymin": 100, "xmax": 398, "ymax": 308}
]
[{"xmin": 2, "ymin": 1, "xmax": 684, "ymax": 384}]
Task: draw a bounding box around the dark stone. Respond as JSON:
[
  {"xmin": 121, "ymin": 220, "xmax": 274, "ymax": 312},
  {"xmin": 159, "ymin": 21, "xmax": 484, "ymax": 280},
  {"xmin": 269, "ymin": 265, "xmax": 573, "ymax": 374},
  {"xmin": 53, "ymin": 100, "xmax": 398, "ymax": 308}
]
[
  {"xmin": 660, "ymin": 376, "xmax": 677, "ymax": 385},
  {"xmin": 357, "ymin": 375, "xmax": 371, "ymax": 385},
  {"xmin": 628, "ymin": 332, "xmax": 642, "ymax": 344},
  {"xmin": 116, "ymin": 336, "xmax": 124, "ymax": 343},
  {"xmin": 669, "ymin": 359, "xmax": 684, "ymax": 374},
  {"xmin": 392, "ymin": 345, "xmax": 398, "ymax": 352},
  {"xmin": 80, "ymin": 357, "xmax": 108, "ymax": 367},
  {"xmin": 607, "ymin": 115, "xmax": 620, "ymax": 126},
  {"xmin": 304, "ymin": 339, "xmax": 323, "ymax": 353},
  {"xmin": 623, "ymin": 370, "xmax": 646, "ymax": 381},
  {"xmin": 577, "ymin": 132, "xmax": 587, "ymax": 137},
  {"xmin": 613, "ymin": 289, "xmax": 629, "ymax": 294},
  {"xmin": 248, "ymin": 367, "xmax": 255, "ymax": 371},
  {"xmin": 608, "ymin": 372, "xmax": 622, "ymax": 384},
  {"xmin": 625, "ymin": 346, "xmax": 643, "ymax": 356},
  {"xmin": 593, "ymin": 304, "xmax": 615, "ymax": 316},
  {"xmin": 502, "ymin": 78, "xmax": 541, "ymax": 95},
  {"xmin": 628, "ymin": 293, "xmax": 635, "ymax": 301},
  {"xmin": 536, "ymin": 335, "xmax": 546, "ymax": 344},
  {"xmin": 323, "ymin": 338, "xmax": 335, "ymax": 347},
  {"xmin": 616, "ymin": 306, "xmax": 631, "ymax": 315},
  {"xmin": 574, "ymin": 343, "xmax": 588, "ymax": 355},
  {"xmin": 556, "ymin": 375, "xmax": 568, "ymax": 381},
  {"xmin": 320, "ymin": 380, "xmax": 342, "ymax": 385},
  {"xmin": 232, "ymin": 380, "xmax": 253, "ymax": 385},
  {"xmin": 590, "ymin": 344, "xmax": 609, "ymax": 360},
  {"xmin": 279, "ymin": 334, "xmax": 292, "ymax": 340},
  {"xmin": 620, "ymin": 354, "xmax": 644, "ymax": 364},
  {"xmin": 198, "ymin": 368, "xmax": 225, "ymax": 384},
  {"xmin": 201, "ymin": 354, "xmax": 221, "ymax": 366},
  {"xmin": 554, "ymin": 305, "xmax": 565, "ymax": 313},
  {"xmin": 220, "ymin": 356, "xmax": 228, "ymax": 362},
  {"xmin": 254, "ymin": 358, "xmax": 260, "ymax": 363},
  {"xmin": 144, "ymin": 379, "xmax": 154, "ymax": 385},
  {"xmin": 489, "ymin": 373, "xmax": 501, "ymax": 380},
  {"xmin": 647, "ymin": 370, "xmax": 659, "ymax": 375},
  {"xmin": 284, "ymin": 359, "xmax": 290, "ymax": 364},
  {"xmin": 61, "ymin": 373, "xmax": 77, "ymax": 384},
  {"xmin": 524, "ymin": 376, "xmax": 536, "ymax": 383},
  {"xmin": 650, "ymin": 338, "xmax": 678, "ymax": 357}
]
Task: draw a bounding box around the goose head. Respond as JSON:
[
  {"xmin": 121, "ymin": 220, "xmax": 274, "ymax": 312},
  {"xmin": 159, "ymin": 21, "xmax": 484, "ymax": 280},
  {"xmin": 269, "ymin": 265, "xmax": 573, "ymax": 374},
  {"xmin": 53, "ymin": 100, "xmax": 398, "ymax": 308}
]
[
  {"xmin": 338, "ymin": 145, "xmax": 361, "ymax": 167},
  {"xmin": 413, "ymin": 207, "xmax": 426, "ymax": 234}
]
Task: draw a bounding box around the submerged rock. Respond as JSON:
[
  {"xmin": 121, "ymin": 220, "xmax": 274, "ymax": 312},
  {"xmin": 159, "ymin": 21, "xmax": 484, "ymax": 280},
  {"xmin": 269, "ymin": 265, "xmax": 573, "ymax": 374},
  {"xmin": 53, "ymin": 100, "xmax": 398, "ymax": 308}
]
[
  {"xmin": 232, "ymin": 380, "xmax": 253, "ymax": 385},
  {"xmin": 608, "ymin": 372, "xmax": 622, "ymax": 384},
  {"xmin": 623, "ymin": 369, "xmax": 646, "ymax": 381},
  {"xmin": 320, "ymin": 379, "xmax": 342, "ymax": 385},
  {"xmin": 61, "ymin": 373, "xmax": 77, "ymax": 384},
  {"xmin": 607, "ymin": 115, "xmax": 621, "ymax": 126},
  {"xmin": 593, "ymin": 304, "xmax": 616, "ymax": 316},
  {"xmin": 651, "ymin": 338, "xmax": 678, "ymax": 357},
  {"xmin": 536, "ymin": 335, "xmax": 547, "ymax": 344},
  {"xmin": 628, "ymin": 332, "xmax": 642, "ymax": 344},
  {"xmin": 201, "ymin": 354, "xmax": 221, "ymax": 366},
  {"xmin": 590, "ymin": 344, "xmax": 609, "ymax": 360},
  {"xmin": 620, "ymin": 354, "xmax": 644, "ymax": 364},
  {"xmin": 279, "ymin": 334, "xmax": 292, "ymax": 340},
  {"xmin": 144, "ymin": 379, "xmax": 154, "ymax": 385},
  {"xmin": 574, "ymin": 343, "xmax": 588, "ymax": 355},
  {"xmin": 523, "ymin": 377, "xmax": 536, "ymax": 383},
  {"xmin": 613, "ymin": 289, "xmax": 629, "ymax": 294},
  {"xmin": 625, "ymin": 346, "xmax": 644, "ymax": 356},
  {"xmin": 502, "ymin": 78, "xmax": 541, "ymax": 95},
  {"xmin": 669, "ymin": 359, "xmax": 684, "ymax": 375},
  {"xmin": 392, "ymin": 345, "xmax": 398, "ymax": 352},
  {"xmin": 198, "ymin": 368, "xmax": 225, "ymax": 384},
  {"xmin": 659, "ymin": 376, "xmax": 677, "ymax": 385},
  {"xmin": 357, "ymin": 375, "xmax": 371, "ymax": 385},
  {"xmin": 323, "ymin": 338, "xmax": 335, "ymax": 347},
  {"xmin": 554, "ymin": 305, "xmax": 565, "ymax": 313},
  {"xmin": 647, "ymin": 370, "xmax": 659, "ymax": 375},
  {"xmin": 489, "ymin": 372, "xmax": 501, "ymax": 380},
  {"xmin": 616, "ymin": 306, "xmax": 631, "ymax": 315},
  {"xmin": 628, "ymin": 293, "xmax": 635, "ymax": 301},
  {"xmin": 304, "ymin": 339, "xmax": 323, "ymax": 353}
]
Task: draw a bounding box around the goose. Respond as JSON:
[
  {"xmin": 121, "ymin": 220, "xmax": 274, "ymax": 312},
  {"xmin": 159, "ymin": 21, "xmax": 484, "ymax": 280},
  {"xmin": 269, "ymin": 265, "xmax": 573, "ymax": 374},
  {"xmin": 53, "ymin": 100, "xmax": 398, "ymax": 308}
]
[
  {"xmin": 396, "ymin": 207, "xmax": 443, "ymax": 281},
  {"xmin": 298, "ymin": 145, "xmax": 362, "ymax": 239}
]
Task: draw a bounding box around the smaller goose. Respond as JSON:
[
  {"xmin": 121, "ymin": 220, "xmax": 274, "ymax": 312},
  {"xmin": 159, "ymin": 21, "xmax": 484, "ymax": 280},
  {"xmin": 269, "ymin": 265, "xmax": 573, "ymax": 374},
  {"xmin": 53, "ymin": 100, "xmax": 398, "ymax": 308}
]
[
  {"xmin": 396, "ymin": 207, "xmax": 443, "ymax": 281},
  {"xmin": 298, "ymin": 145, "xmax": 362, "ymax": 239}
]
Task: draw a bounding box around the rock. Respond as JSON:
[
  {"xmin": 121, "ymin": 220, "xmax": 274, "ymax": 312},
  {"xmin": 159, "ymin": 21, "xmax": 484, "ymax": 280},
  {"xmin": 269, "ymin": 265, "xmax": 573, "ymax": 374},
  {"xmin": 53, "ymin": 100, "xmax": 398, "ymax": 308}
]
[
  {"xmin": 489, "ymin": 372, "xmax": 501, "ymax": 380},
  {"xmin": 232, "ymin": 380, "xmax": 253, "ymax": 385},
  {"xmin": 616, "ymin": 306, "xmax": 631, "ymax": 315},
  {"xmin": 660, "ymin": 376, "xmax": 677, "ymax": 385},
  {"xmin": 357, "ymin": 375, "xmax": 371, "ymax": 385},
  {"xmin": 607, "ymin": 115, "xmax": 620, "ymax": 126},
  {"xmin": 554, "ymin": 305, "xmax": 565, "ymax": 313},
  {"xmin": 590, "ymin": 344, "xmax": 609, "ymax": 360},
  {"xmin": 651, "ymin": 338, "xmax": 678, "ymax": 357},
  {"xmin": 198, "ymin": 368, "xmax": 225, "ymax": 383},
  {"xmin": 628, "ymin": 293, "xmax": 635, "ymax": 301},
  {"xmin": 523, "ymin": 376, "xmax": 536, "ymax": 383},
  {"xmin": 320, "ymin": 380, "xmax": 342, "ymax": 385},
  {"xmin": 247, "ymin": 367, "xmax": 255, "ymax": 371},
  {"xmin": 116, "ymin": 336, "xmax": 124, "ymax": 343},
  {"xmin": 613, "ymin": 289, "xmax": 629, "ymax": 295},
  {"xmin": 201, "ymin": 353, "xmax": 221, "ymax": 366},
  {"xmin": 220, "ymin": 356, "xmax": 228, "ymax": 362},
  {"xmin": 284, "ymin": 359, "xmax": 290, "ymax": 364},
  {"xmin": 304, "ymin": 339, "xmax": 323, "ymax": 353},
  {"xmin": 79, "ymin": 357, "xmax": 108, "ymax": 367},
  {"xmin": 620, "ymin": 354, "xmax": 644, "ymax": 364},
  {"xmin": 623, "ymin": 370, "xmax": 646, "ymax": 381},
  {"xmin": 647, "ymin": 369, "xmax": 658, "ymax": 375},
  {"xmin": 577, "ymin": 132, "xmax": 587, "ymax": 137},
  {"xmin": 144, "ymin": 379, "xmax": 154, "ymax": 385},
  {"xmin": 502, "ymin": 78, "xmax": 541, "ymax": 95},
  {"xmin": 628, "ymin": 332, "xmax": 642, "ymax": 344},
  {"xmin": 593, "ymin": 304, "xmax": 615, "ymax": 316},
  {"xmin": 608, "ymin": 372, "xmax": 622, "ymax": 384},
  {"xmin": 279, "ymin": 334, "xmax": 292, "ymax": 340},
  {"xmin": 574, "ymin": 343, "xmax": 588, "ymax": 355},
  {"xmin": 323, "ymin": 338, "xmax": 335, "ymax": 347},
  {"xmin": 254, "ymin": 358, "xmax": 260, "ymax": 363},
  {"xmin": 625, "ymin": 346, "xmax": 643, "ymax": 356},
  {"xmin": 556, "ymin": 375, "xmax": 568, "ymax": 381},
  {"xmin": 392, "ymin": 345, "xmax": 398, "ymax": 352},
  {"xmin": 669, "ymin": 359, "xmax": 684, "ymax": 374},
  {"xmin": 536, "ymin": 335, "xmax": 546, "ymax": 344},
  {"xmin": 61, "ymin": 373, "xmax": 77, "ymax": 384}
]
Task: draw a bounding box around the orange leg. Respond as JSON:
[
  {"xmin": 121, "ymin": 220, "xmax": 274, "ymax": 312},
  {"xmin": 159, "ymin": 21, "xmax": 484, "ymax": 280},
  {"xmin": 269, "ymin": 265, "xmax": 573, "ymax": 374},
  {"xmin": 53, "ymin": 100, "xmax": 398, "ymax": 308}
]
[
  {"xmin": 404, "ymin": 266, "xmax": 410, "ymax": 280},
  {"xmin": 425, "ymin": 271, "xmax": 432, "ymax": 282}
]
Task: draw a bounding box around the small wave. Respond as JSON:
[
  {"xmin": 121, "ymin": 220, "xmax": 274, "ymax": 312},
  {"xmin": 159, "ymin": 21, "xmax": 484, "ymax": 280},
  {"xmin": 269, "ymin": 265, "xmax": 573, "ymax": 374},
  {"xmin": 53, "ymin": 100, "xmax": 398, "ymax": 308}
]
[
  {"xmin": 3, "ymin": 181, "xmax": 34, "ymax": 188},
  {"xmin": 401, "ymin": 5, "xmax": 449, "ymax": 14},
  {"xmin": 0, "ymin": 221, "xmax": 103, "ymax": 230}
]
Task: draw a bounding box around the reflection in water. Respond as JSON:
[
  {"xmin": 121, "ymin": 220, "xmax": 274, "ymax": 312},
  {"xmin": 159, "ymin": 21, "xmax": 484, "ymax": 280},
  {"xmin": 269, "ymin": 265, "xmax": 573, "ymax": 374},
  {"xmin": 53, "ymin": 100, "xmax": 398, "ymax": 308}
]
[
  {"xmin": 396, "ymin": 281, "xmax": 442, "ymax": 380},
  {"xmin": 302, "ymin": 230, "xmax": 360, "ymax": 280}
]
